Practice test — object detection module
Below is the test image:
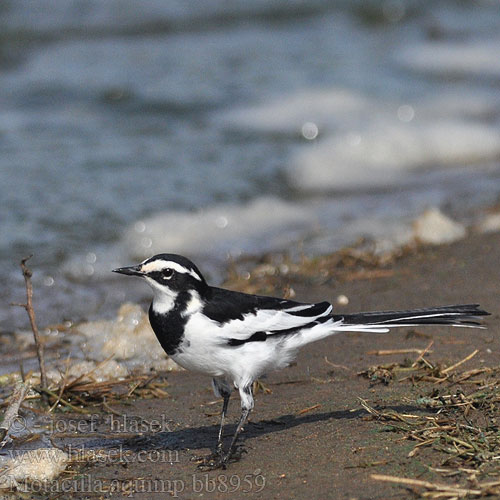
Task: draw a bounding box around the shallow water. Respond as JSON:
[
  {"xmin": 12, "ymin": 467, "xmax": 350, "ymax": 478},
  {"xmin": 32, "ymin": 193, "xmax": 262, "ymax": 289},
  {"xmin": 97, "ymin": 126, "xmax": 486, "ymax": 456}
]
[{"xmin": 1, "ymin": 0, "xmax": 500, "ymax": 330}]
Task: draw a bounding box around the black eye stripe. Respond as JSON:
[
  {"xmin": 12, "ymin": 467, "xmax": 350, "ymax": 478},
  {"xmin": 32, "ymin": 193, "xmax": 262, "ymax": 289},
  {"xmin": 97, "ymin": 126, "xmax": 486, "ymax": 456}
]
[
  {"xmin": 148, "ymin": 270, "xmax": 174, "ymax": 282},
  {"xmin": 146, "ymin": 268, "xmax": 204, "ymax": 288}
]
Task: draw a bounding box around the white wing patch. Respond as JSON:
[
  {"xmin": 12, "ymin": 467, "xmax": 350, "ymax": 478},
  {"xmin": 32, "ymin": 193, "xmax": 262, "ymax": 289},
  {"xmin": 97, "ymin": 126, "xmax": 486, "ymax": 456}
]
[
  {"xmin": 285, "ymin": 304, "xmax": 318, "ymax": 312},
  {"xmin": 215, "ymin": 302, "xmax": 333, "ymax": 341}
]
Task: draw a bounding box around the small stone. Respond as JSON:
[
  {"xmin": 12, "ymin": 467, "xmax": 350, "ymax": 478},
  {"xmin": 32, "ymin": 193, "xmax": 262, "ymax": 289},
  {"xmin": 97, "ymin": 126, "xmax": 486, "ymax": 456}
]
[
  {"xmin": 0, "ymin": 448, "xmax": 69, "ymax": 488},
  {"xmin": 413, "ymin": 208, "xmax": 466, "ymax": 245},
  {"xmin": 336, "ymin": 295, "xmax": 349, "ymax": 305},
  {"xmin": 477, "ymin": 212, "xmax": 500, "ymax": 233}
]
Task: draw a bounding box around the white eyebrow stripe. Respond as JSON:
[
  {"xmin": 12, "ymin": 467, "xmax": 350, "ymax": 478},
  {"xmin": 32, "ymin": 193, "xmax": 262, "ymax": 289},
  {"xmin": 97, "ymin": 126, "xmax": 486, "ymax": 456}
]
[{"xmin": 141, "ymin": 260, "xmax": 203, "ymax": 281}]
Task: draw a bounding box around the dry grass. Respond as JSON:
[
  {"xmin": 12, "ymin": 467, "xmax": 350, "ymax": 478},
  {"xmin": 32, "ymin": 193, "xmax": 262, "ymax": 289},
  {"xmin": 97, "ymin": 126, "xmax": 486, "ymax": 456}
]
[
  {"xmin": 3, "ymin": 359, "xmax": 171, "ymax": 417},
  {"xmin": 359, "ymin": 351, "xmax": 500, "ymax": 498},
  {"xmin": 223, "ymin": 239, "xmax": 407, "ymax": 296},
  {"xmin": 44, "ymin": 373, "xmax": 170, "ymax": 414}
]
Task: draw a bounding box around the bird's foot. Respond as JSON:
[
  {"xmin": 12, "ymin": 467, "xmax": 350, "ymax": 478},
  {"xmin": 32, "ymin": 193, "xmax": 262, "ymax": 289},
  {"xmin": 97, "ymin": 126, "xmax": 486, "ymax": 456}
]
[
  {"xmin": 217, "ymin": 446, "xmax": 247, "ymax": 469},
  {"xmin": 191, "ymin": 449, "xmax": 225, "ymax": 470},
  {"xmin": 224, "ymin": 445, "xmax": 247, "ymax": 464},
  {"xmin": 191, "ymin": 446, "xmax": 247, "ymax": 470}
]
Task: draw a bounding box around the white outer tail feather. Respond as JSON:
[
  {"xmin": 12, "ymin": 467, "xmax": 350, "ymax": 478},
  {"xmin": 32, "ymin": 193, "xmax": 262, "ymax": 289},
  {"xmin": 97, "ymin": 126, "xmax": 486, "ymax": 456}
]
[{"xmin": 287, "ymin": 304, "xmax": 489, "ymax": 349}]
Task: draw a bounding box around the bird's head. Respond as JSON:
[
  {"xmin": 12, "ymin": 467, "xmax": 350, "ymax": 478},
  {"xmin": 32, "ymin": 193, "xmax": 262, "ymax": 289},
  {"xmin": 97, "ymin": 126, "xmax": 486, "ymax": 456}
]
[{"xmin": 113, "ymin": 254, "xmax": 208, "ymax": 310}]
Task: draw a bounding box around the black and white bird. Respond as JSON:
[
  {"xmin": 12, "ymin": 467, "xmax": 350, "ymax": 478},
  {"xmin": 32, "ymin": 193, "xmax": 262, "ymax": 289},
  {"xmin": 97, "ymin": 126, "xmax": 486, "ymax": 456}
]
[{"xmin": 113, "ymin": 253, "xmax": 489, "ymax": 468}]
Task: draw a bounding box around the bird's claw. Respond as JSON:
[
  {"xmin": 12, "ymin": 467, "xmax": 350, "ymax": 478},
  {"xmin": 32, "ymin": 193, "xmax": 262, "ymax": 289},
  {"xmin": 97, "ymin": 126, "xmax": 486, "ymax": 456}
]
[
  {"xmin": 191, "ymin": 449, "xmax": 226, "ymax": 470},
  {"xmin": 191, "ymin": 446, "xmax": 247, "ymax": 470},
  {"xmin": 229, "ymin": 445, "xmax": 247, "ymax": 461}
]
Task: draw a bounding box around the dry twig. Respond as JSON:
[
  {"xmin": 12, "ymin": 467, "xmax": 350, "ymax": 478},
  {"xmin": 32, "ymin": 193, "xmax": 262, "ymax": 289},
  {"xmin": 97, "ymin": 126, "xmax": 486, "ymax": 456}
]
[
  {"xmin": 441, "ymin": 350, "xmax": 479, "ymax": 375},
  {"xmin": 11, "ymin": 256, "xmax": 48, "ymax": 400},
  {"xmin": 296, "ymin": 404, "xmax": 321, "ymax": 416},
  {"xmin": 367, "ymin": 348, "xmax": 434, "ymax": 356},
  {"xmin": 370, "ymin": 473, "xmax": 492, "ymax": 497}
]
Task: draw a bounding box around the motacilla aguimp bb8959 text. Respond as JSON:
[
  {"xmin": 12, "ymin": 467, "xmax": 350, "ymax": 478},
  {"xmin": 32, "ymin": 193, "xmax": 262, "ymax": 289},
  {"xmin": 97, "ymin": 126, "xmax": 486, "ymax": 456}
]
[{"xmin": 113, "ymin": 253, "xmax": 489, "ymax": 468}]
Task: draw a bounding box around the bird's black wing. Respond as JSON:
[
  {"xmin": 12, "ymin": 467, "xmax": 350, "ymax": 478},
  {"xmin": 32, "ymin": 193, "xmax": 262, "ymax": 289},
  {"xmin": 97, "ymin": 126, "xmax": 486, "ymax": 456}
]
[{"xmin": 202, "ymin": 286, "xmax": 333, "ymax": 345}]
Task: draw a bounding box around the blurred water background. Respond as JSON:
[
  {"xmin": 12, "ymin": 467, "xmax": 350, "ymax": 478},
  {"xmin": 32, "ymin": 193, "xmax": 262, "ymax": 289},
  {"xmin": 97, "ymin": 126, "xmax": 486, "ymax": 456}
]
[{"xmin": 2, "ymin": 0, "xmax": 500, "ymax": 331}]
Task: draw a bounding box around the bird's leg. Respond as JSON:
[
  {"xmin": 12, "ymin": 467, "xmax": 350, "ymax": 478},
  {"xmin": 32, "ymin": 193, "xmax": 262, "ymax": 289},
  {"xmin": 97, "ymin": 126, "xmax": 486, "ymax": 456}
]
[
  {"xmin": 215, "ymin": 391, "xmax": 230, "ymax": 455},
  {"xmin": 193, "ymin": 378, "xmax": 232, "ymax": 468},
  {"xmin": 221, "ymin": 384, "xmax": 254, "ymax": 467}
]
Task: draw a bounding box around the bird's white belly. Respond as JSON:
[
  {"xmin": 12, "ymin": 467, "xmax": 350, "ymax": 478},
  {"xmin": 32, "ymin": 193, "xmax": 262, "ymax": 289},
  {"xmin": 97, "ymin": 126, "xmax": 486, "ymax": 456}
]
[
  {"xmin": 170, "ymin": 312, "xmax": 300, "ymax": 386},
  {"xmin": 169, "ymin": 314, "xmax": 232, "ymax": 377},
  {"xmin": 171, "ymin": 340, "xmax": 227, "ymax": 377}
]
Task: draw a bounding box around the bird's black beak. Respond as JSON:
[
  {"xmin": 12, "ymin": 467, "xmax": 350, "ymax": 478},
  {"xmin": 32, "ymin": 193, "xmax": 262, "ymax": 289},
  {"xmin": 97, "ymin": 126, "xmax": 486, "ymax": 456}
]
[{"xmin": 112, "ymin": 265, "xmax": 144, "ymax": 277}]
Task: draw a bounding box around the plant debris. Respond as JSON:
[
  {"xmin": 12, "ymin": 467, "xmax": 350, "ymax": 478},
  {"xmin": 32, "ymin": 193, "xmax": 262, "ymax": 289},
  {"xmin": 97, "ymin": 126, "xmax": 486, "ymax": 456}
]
[
  {"xmin": 358, "ymin": 348, "xmax": 487, "ymax": 386},
  {"xmin": 358, "ymin": 351, "xmax": 500, "ymax": 498},
  {"xmin": 41, "ymin": 371, "xmax": 170, "ymax": 413},
  {"xmin": 223, "ymin": 239, "xmax": 408, "ymax": 296},
  {"xmin": 371, "ymin": 474, "xmax": 500, "ymax": 499}
]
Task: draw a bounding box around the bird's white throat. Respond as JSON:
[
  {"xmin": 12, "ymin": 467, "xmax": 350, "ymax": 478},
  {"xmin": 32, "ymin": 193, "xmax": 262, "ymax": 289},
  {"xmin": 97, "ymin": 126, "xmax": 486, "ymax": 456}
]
[
  {"xmin": 146, "ymin": 277, "xmax": 178, "ymax": 314},
  {"xmin": 149, "ymin": 283, "xmax": 202, "ymax": 317},
  {"xmin": 151, "ymin": 289, "xmax": 177, "ymax": 314}
]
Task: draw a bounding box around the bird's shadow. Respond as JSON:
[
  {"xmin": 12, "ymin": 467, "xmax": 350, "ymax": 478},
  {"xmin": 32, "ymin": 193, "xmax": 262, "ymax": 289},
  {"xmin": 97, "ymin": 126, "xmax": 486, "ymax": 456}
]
[{"xmin": 111, "ymin": 403, "xmax": 427, "ymax": 456}]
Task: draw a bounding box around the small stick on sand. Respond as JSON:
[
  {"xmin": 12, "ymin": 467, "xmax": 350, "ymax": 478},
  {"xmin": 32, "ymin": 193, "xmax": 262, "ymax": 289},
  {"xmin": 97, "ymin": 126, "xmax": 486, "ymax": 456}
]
[
  {"xmin": 367, "ymin": 348, "xmax": 434, "ymax": 356},
  {"xmin": 442, "ymin": 349, "xmax": 479, "ymax": 375},
  {"xmin": 11, "ymin": 255, "xmax": 48, "ymax": 402},
  {"xmin": 371, "ymin": 473, "xmax": 484, "ymax": 496},
  {"xmin": 296, "ymin": 404, "xmax": 321, "ymax": 416},
  {"xmin": 411, "ymin": 340, "xmax": 434, "ymax": 368}
]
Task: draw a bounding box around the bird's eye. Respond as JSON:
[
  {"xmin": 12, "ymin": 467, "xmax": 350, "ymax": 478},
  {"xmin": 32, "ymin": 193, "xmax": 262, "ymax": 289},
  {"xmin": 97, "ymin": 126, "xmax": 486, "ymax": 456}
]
[{"xmin": 162, "ymin": 269, "xmax": 174, "ymax": 280}]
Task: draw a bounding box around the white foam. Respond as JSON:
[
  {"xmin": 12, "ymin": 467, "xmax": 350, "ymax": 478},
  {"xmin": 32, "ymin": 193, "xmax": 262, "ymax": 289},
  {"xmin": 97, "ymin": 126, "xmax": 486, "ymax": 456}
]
[
  {"xmin": 46, "ymin": 360, "xmax": 129, "ymax": 385},
  {"xmin": 62, "ymin": 198, "xmax": 319, "ymax": 284},
  {"xmin": 75, "ymin": 303, "xmax": 181, "ymax": 371},
  {"xmin": 217, "ymin": 88, "xmax": 378, "ymax": 135},
  {"xmin": 325, "ymin": 208, "xmax": 466, "ymax": 256},
  {"xmin": 123, "ymin": 197, "xmax": 319, "ymax": 261},
  {"xmin": 396, "ymin": 39, "xmax": 500, "ymax": 78},
  {"xmin": 336, "ymin": 215, "xmax": 414, "ymax": 256},
  {"xmin": 287, "ymin": 120, "xmax": 500, "ymax": 191},
  {"xmin": 218, "ymin": 84, "xmax": 500, "ymax": 137}
]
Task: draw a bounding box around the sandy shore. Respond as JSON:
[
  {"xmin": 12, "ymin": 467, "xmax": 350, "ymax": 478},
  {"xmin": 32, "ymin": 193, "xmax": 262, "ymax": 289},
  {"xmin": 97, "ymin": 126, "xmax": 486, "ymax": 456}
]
[
  {"xmin": 2, "ymin": 230, "xmax": 499, "ymax": 499},
  {"xmin": 52, "ymin": 230, "xmax": 495, "ymax": 500}
]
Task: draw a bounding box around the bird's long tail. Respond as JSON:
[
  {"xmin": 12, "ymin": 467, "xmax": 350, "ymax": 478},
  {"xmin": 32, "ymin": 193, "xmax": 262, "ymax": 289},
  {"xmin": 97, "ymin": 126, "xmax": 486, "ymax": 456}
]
[{"xmin": 332, "ymin": 304, "xmax": 489, "ymax": 334}]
